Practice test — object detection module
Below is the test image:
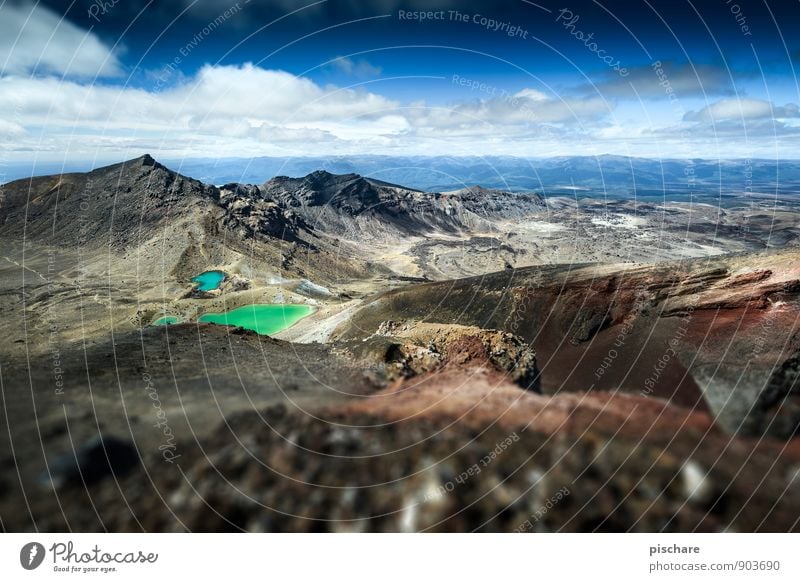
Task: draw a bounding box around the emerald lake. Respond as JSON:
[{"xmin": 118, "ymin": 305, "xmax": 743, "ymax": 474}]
[
  {"xmin": 191, "ymin": 270, "xmax": 226, "ymax": 291},
  {"xmin": 198, "ymin": 304, "xmax": 313, "ymax": 335},
  {"xmin": 153, "ymin": 315, "xmax": 180, "ymax": 325}
]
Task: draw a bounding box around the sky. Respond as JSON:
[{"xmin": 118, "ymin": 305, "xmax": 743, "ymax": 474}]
[{"xmin": 1, "ymin": 0, "xmax": 799, "ymax": 166}]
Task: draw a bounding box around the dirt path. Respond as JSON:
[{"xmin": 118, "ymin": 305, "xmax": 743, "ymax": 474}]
[{"xmin": 273, "ymin": 299, "xmax": 363, "ymax": 343}]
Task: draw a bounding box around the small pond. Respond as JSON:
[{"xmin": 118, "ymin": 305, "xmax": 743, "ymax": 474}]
[
  {"xmin": 191, "ymin": 270, "xmax": 226, "ymax": 292},
  {"xmin": 198, "ymin": 304, "xmax": 313, "ymax": 335},
  {"xmin": 153, "ymin": 316, "xmax": 181, "ymax": 326}
]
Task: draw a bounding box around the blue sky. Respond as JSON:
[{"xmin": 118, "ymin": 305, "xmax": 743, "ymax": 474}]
[{"xmin": 1, "ymin": 0, "xmax": 799, "ymax": 164}]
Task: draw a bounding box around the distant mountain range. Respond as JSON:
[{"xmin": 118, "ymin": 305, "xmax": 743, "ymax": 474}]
[
  {"xmin": 0, "ymin": 155, "xmax": 543, "ymax": 282},
  {"xmin": 5, "ymin": 155, "xmax": 800, "ymax": 197}
]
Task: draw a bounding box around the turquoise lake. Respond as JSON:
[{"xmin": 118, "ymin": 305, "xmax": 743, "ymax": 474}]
[
  {"xmin": 191, "ymin": 270, "xmax": 226, "ymax": 291},
  {"xmin": 198, "ymin": 304, "xmax": 313, "ymax": 335},
  {"xmin": 153, "ymin": 316, "xmax": 180, "ymax": 326}
]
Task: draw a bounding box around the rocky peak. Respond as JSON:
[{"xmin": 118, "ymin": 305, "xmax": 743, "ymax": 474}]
[
  {"xmin": 140, "ymin": 153, "xmax": 157, "ymax": 167},
  {"xmin": 263, "ymin": 170, "xmax": 390, "ymax": 209},
  {"xmin": 304, "ymin": 169, "xmax": 360, "ymax": 187}
]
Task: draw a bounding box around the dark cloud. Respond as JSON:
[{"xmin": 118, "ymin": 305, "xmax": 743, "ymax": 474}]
[{"xmin": 582, "ymin": 61, "xmax": 738, "ymax": 100}]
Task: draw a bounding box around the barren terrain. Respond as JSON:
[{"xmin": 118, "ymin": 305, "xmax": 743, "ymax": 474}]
[{"xmin": 1, "ymin": 155, "xmax": 799, "ymax": 532}]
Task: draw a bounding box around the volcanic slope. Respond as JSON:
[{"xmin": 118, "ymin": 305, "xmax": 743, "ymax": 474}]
[
  {"xmin": 335, "ymin": 248, "xmax": 800, "ymax": 440},
  {"xmin": 0, "ymin": 156, "xmax": 549, "ymax": 360},
  {"xmin": 0, "ymin": 155, "xmax": 389, "ymax": 284}
]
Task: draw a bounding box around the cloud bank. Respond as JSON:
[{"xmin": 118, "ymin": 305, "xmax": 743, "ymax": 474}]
[
  {"xmin": 0, "ymin": 1, "xmax": 797, "ymax": 162},
  {"xmin": 0, "ymin": 2, "xmax": 123, "ymax": 77}
]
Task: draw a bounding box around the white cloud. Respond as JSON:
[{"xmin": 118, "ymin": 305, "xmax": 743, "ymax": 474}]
[
  {"xmin": 1, "ymin": 57, "xmax": 795, "ymax": 161},
  {"xmin": 513, "ymin": 88, "xmax": 548, "ymax": 102},
  {"xmin": 0, "ymin": 63, "xmax": 397, "ymax": 127},
  {"xmin": 0, "ymin": 62, "xmax": 620, "ymax": 161},
  {"xmin": 411, "ymin": 92, "xmax": 610, "ymax": 131},
  {"xmin": 0, "ymin": 2, "xmax": 123, "ymax": 77},
  {"xmin": 329, "ymin": 56, "xmax": 382, "ymax": 78},
  {"xmin": 0, "ymin": 63, "xmax": 404, "ymax": 160},
  {"xmin": 684, "ymin": 98, "xmax": 800, "ymax": 122},
  {"xmin": 0, "ymin": 119, "xmax": 26, "ymax": 137}
]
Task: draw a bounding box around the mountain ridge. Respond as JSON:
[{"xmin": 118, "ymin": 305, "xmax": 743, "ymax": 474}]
[
  {"xmin": 1, "ymin": 154, "xmax": 545, "ymax": 247},
  {"xmin": 8, "ymin": 153, "xmax": 798, "ymax": 193}
]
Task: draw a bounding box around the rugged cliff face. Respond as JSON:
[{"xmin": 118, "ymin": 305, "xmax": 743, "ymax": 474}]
[{"xmin": 220, "ymin": 170, "xmax": 545, "ymax": 240}]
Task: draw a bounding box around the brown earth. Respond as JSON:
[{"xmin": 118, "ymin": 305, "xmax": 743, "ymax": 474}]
[{"xmin": 336, "ymin": 248, "xmax": 800, "ymax": 439}]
